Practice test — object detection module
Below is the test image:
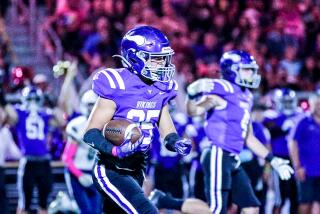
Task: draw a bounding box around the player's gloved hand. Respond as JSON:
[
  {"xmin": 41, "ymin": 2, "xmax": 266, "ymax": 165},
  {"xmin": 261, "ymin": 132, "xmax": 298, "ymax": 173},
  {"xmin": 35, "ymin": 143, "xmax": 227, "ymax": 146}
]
[
  {"xmin": 112, "ymin": 132, "xmax": 144, "ymax": 159},
  {"xmin": 270, "ymin": 157, "xmax": 294, "ymax": 180},
  {"xmin": 78, "ymin": 173, "xmax": 93, "ymax": 187},
  {"xmin": 187, "ymin": 78, "xmax": 214, "ymax": 98},
  {"xmin": 174, "ymin": 138, "xmax": 192, "ymax": 156}
]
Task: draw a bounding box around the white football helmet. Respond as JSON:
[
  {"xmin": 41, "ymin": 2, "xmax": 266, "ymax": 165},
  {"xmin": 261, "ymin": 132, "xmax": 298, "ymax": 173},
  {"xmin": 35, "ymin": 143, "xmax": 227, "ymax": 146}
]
[{"xmin": 80, "ymin": 90, "xmax": 98, "ymax": 117}]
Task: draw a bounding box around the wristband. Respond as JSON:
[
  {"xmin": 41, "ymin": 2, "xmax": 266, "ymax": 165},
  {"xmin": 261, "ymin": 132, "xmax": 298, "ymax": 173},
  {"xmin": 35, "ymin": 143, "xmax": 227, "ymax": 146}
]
[
  {"xmin": 265, "ymin": 153, "xmax": 274, "ymax": 163},
  {"xmin": 112, "ymin": 147, "xmax": 118, "ymax": 157}
]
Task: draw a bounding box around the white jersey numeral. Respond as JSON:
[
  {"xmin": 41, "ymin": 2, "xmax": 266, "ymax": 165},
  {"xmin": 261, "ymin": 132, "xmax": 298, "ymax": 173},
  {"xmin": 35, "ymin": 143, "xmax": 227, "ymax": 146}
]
[
  {"xmin": 240, "ymin": 109, "xmax": 250, "ymax": 138},
  {"xmin": 26, "ymin": 115, "xmax": 45, "ymax": 140},
  {"xmin": 126, "ymin": 109, "xmax": 161, "ymax": 145}
]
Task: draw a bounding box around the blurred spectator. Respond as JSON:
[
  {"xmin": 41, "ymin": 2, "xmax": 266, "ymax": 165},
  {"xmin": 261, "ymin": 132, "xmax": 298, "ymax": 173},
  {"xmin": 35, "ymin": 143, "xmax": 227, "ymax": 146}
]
[
  {"xmin": 0, "ymin": 18, "xmax": 14, "ymax": 85},
  {"xmin": 278, "ymin": 45, "xmax": 302, "ymax": 87},
  {"xmin": 299, "ymin": 55, "xmax": 320, "ymax": 90},
  {"xmin": 41, "ymin": 0, "xmax": 320, "ymax": 97},
  {"xmin": 10, "ymin": 66, "xmax": 34, "ymax": 92},
  {"xmin": 81, "ymin": 16, "xmax": 116, "ymax": 73}
]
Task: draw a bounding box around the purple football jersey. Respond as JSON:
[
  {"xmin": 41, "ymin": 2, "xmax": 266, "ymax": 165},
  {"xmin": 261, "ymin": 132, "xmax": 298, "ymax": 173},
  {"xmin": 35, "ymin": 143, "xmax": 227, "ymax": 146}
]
[
  {"xmin": 252, "ymin": 121, "xmax": 268, "ymax": 145},
  {"xmin": 14, "ymin": 106, "xmax": 52, "ymax": 156},
  {"xmin": 203, "ymin": 79, "xmax": 253, "ymax": 154},
  {"xmin": 263, "ymin": 112, "xmax": 299, "ymax": 158},
  {"xmin": 92, "ymin": 68, "xmax": 178, "ymax": 150},
  {"xmin": 292, "ymin": 115, "xmax": 320, "ymax": 177}
]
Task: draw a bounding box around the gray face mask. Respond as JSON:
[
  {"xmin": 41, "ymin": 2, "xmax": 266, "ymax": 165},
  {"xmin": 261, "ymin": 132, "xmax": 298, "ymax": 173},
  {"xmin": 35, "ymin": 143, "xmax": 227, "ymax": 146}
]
[{"xmin": 26, "ymin": 100, "xmax": 41, "ymax": 113}]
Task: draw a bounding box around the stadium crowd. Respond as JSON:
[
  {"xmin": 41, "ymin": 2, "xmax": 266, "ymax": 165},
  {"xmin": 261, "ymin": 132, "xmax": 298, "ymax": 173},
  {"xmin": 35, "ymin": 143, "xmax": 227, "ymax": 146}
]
[
  {"xmin": 0, "ymin": 0, "xmax": 320, "ymax": 214},
  {"xmin": 41, "ymin": 0, "xmax": 320, "ymax": 93}
]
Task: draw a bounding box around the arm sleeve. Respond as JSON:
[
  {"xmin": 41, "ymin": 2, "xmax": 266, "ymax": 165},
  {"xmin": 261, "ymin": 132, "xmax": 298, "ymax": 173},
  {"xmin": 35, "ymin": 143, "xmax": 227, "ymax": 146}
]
[
  {"xmin": 83, "ymin": 128, "xmax": 114, "ymax": 155},
  {"xmin": 62, "ymin": 142, "xmax": 83, "ymax": 178}
]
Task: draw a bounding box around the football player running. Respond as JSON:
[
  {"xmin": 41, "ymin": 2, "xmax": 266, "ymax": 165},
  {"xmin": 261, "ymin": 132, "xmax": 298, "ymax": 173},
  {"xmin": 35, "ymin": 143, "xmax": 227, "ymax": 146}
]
[
  {"xmin": 62, "ymin": 90, "xmax": 101, "ymax": 214},
  {"xmin": 186, "ymin": 50, "xmax": 294, "ymax": 214},
  {"xmin": 83, "ymin": 26, "xmax": 192, "ymax": 214}
]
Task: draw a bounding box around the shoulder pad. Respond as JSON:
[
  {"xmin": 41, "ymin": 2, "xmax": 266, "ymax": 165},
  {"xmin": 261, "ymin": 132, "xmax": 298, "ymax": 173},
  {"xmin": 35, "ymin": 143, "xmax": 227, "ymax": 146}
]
[
  {"xmin": 92, "ymin": 68, "xmax": 126, "ymax": 99},
  {"xmin": 210, "ymin": 79, "xmax": 235, "ymax": 95}
]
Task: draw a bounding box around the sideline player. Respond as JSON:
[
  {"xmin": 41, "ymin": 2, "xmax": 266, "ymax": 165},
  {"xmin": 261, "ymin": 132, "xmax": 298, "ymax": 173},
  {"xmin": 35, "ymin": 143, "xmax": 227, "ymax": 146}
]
[
  {"xmin": 83, "ymin": 26, "xmax": 192, "ymax": 213},
  {"xmin": 62, "ymin": 90, "xmax": 101, "ymax": 214},
  {"xmin": 289, "ymin": 93, "xmax": 320, "ymax": 214},
  {"xmin": 263, "ymin": 88, "xmax": 300, "ymax": 214},
  {"xmin": 186, "ymin": 50, "xmax": 294, "ymax": 213},
  {"xmin": 8, "ymin": 86, "xmax": 64, "ymax": 214}
]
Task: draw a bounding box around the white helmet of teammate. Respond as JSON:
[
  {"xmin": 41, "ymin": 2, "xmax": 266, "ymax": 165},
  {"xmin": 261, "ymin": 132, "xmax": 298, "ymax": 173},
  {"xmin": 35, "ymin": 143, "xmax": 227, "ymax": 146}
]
[{"xmin": 80, "ymin": 90, "xmax": 98, "ymax": 117}]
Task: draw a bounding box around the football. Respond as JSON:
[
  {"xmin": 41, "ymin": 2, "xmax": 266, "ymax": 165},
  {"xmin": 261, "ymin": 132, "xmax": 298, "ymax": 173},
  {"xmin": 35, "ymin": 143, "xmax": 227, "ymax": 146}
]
[{"xmin": 102, "ymin": 119, "xmax": 142, "ymax": 146}]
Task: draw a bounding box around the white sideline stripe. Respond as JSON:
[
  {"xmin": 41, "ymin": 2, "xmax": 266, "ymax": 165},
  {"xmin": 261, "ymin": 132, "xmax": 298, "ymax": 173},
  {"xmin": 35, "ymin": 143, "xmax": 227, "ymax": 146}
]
[
  {"xmin": 210, "ymin": 146, "xmax": 223, "ymax": 213},
  {"xmin": 108, "ymin": 68, "xmax": 126, "ymax": 90},
  {"xmin": 101, "ymin": 70, "xmax": 116, "ymax": 89},
  {"xmin": 17, "ymin": 158, "xmax": 27, "ymax": 209}
]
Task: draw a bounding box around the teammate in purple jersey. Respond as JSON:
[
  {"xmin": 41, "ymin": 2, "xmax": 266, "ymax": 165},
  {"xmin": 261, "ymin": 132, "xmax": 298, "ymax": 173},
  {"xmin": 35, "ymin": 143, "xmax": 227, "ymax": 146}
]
[
  {"xmin": 7, "ymin": 86, "xmax": 65, "ymax": 214},
  {"xmin": 82, "ymin": 26, "xmax": 192, "ymax": 214},
  {"xmin": 264, "ymin": 88, "xmax": 300, "ymax": 214},
  {"xmin": 289, "ymin": 93, "xmax": 320, "ymax": 214},
  {"xmin": 186, "ymin": 50, "xmax": 294, "ymax": 214}
]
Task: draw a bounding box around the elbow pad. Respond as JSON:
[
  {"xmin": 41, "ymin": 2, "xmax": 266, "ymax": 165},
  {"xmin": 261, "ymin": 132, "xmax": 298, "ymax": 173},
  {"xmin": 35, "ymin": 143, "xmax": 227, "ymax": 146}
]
[
  {"xmin": 83, "ymin": 128, "xmax": 114, "ymax": 155},
  {"xmin": 164, "ymin": 132, "xmax": 180, "ymax": 152}
]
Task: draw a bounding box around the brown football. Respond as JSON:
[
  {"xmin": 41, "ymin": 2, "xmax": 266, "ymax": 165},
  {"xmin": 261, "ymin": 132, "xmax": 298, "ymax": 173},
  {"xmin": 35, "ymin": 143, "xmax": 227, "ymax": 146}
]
[{"xmin": 102, "ymin": 119, "xmax": 142, "ymax": 146}]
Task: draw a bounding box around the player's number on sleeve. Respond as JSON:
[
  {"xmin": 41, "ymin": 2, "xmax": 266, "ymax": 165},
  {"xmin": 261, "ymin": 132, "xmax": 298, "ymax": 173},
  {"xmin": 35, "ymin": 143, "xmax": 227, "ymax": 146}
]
[
  {"xmin": 241, "ymin": 109, "xmax": 250, "ymax": 138},
  {"xmin": 127, "ymin": 109, "xmax": 160, "ymax": 145},
  {"xmin": 26, "ymin": 116, "xmax": 45, "ymax": 140}
]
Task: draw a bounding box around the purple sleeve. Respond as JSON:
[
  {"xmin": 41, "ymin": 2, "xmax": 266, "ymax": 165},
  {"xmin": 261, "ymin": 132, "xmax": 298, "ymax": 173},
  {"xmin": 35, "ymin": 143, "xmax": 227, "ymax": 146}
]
[
  {"xmin": 163, "ymin": 80, "xmax": 178, "ymax": 106},
  {"xmin": 92, "ymin": 70, "xmax": 118, "ymax": 101},
  {"xmin": 252, "ymin": 122, "xmax": 268, "ymax": 145}
]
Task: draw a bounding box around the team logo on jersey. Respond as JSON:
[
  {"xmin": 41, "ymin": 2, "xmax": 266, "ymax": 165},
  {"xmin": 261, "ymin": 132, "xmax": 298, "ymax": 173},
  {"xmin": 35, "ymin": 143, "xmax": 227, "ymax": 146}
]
[{"xmin": 136, "ymin": 101, "xmax": 157, "ymax": 109}]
